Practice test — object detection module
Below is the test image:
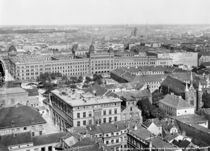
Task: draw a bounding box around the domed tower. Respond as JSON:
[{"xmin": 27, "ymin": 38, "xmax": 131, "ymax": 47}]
[
  {"xmin": 185, "ymin": 72, "xmax": 197, "ymax": 108},
  {"xmin": 8, "ymin": 45, "xmax": 17, "ymax": 56}
]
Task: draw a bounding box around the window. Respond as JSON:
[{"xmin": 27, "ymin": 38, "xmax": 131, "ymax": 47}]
[
  {"xmin": 114, "ymin": 116, "xmax": 117, "ymax": 121},
  {"xmin": 48, "ymin": 146, "xmax": 52, "ymax": 151},
  {"xmin": 41, "ymin": 147, "xmax": 45, "ymax": 151},
  {"xmin": 130, "ymin": 107, "xmax": 133, "ymax": 111},
  {"xmin": 24, "ymin": 127, "xmax": 27, "ymax": 130},
  {"xmin": 109, "ymin": 109, "xmax": 112, "ymax": 115},
  {"xmin": 83, "ymin": 120, "xmax": 86, "ymax": 126},
  {"xmin": 106, "ymin": 141, "xmax": 109, "ymax": 144},
  {"xmin": 89, "ymin": 120, "xmax": 92, "ymax": 125},
  {"xmin": 103, "ymin": 118, "xmax": 106, "ymax": 123},
  {"xmin": 103, "ymin": 110, "xmax": 106, "ymax": 115},
  {"xmin": 32, "ymin": 132, "xmax": 35, "ymax": 136},
  {"xmin": 77, "ymin": 121, "xmax": 80, "ymax": 126},
  {"xmin": 77, "ymin": 113, "xmax": 80, "ymax": 118},
  {"xmin": 111, "ymin": 140, "xmax": 114, "ymax": 144},
  {"xmin": 39, "ymin": 131, "xmax": 42, "ymax": 135},
  {"xmin": 89, "ymin": 112, "xmax": 92, "ymax": 117},
  {"xmin": 83, "ymin": 112, "xmax": 86, "ymax": 118},
  {"xmin": 114, "ymin": 109, "xmax": 117, "ymax": 114},
  {"xmin": 109, "ymin": 117, "xmax": 112, "ymax": 123}
]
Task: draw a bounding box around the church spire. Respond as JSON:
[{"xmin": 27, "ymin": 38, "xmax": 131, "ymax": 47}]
[
  {"xmin": 198, "ymin": 81, "xmax": 202, "ymax": 91},
  {"xmin": 185, "ymin": 81, "xmax": 189, "ymax": 92},
  {"xmin": 190, "ymin": 72, "xmax": 193, "ymax": 88}
]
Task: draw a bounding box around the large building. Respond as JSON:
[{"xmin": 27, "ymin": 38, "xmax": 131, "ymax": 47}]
[
  {"xmin": 149, "ymin": 51, "xmax": 198, "ymax": 67},
  {"xmin": 7, "ymin": 51, "xmax": 172, "ymax": 81},
  {"xmin": 49, "ymin": 88, "xmax": 122, "ymax": 130}
]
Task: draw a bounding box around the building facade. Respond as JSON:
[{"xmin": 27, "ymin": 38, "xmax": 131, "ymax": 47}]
[
  {"xmin": 7, "ymin": 52, "xmax": 172, "ymax": 81},
  {"xmin": 49, "ymin": 88, "xmax": 122, "ymax": 131}
]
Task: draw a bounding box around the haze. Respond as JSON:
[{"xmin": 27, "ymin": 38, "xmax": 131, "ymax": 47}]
[{"xmin": 0, "ymin": 0, "xmax": 210, "ymax": 25}]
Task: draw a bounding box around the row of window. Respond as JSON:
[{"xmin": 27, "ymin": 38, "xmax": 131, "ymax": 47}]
[{"xmin": 76, "ymin": 116, "xmax": 118, "ymax": 126}]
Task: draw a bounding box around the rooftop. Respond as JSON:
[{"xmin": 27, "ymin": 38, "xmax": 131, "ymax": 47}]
[
  {"xmin": 0, "ymin": 105, "xmax": 46, "ymax": 129},
  {"xmin": 87, "ymin": 121, "xmax": 127, "ymax": 135},
  {"xmin": 0, "ymin": 87, "xmax": 27, "ymax": 95},
  {"xmin": 33, "ymin": 132, "xmax": 66, "ymax": 146},
  {"xmin": 0, "ymin": 132, "xmax": 32, "ymax": 147},
  {"xmin": 159, "ymin": 94, "xmax": 193, "ymax": 110},
  {"xmin": 51, "ymin": 88, "xmax": 122, "ymax": 107}
]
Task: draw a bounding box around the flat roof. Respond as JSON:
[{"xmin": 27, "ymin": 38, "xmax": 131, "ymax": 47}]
[{"xmin": 51, "ymin": 88, "xmax": 122, "ymax": 107}]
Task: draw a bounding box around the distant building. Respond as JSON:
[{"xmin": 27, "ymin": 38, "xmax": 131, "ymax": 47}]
[
  {"xmin": 0, "ymin": 105, "xmax": 46, "ymax": 136},
  {"xmin": 49, "ymin": 88, "xmax": 122, "ymax": 130},
  {"xmin": 7, "ymin": 51, "xmax": 172, "ymax": 81}
]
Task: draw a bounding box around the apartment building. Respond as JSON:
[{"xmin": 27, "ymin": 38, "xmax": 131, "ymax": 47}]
[
  {"xmin": 87, "ymin": 122, "xmax": 128, "ymax": 151},
  {"xmin": 49, "ymin": 88, "xmax": 122, "ymax": 131}
]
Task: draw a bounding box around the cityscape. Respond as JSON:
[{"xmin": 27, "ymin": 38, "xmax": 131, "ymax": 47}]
[{"xmin": 1, "ymin": 0, "xmax": 210, "ymax": 151}]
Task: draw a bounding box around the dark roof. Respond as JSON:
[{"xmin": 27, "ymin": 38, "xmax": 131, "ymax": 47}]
[
  {"xmin": 161, "ymin": 76, "xmax": 186, "ymax": 94},
  {"xmin": 72, "ymin": 137, "xmax": 95, "ymax": 148},
  {"xmin": 33, "ymin": 132, "xmax": 66, "ymax": 146},
  {"xmin": 72, "ymin": 138, "xmax": 105, "ymax": 151},
  {"xmin": 151, "ymin": 137, "xmax": 176, "ymax": 150},
  {"xmin": 172, "ymin": 139, "xmax": 191, "ymax": 148},
  {"xmin": 143, "ymin": 118, "xmax": 163, "ymax": 128},
  {"xmin": 25, "ymin": 88, "xmax": 39, "ymax": 96},
  {"xmin": 129, "ymin": 127, "xmax": 151, "ymax": 140},
  {"xmin": 0, "ymin": 105, "xmax": 46, "ymax": 129},
  {"xmin": 0, "ymin": 132, "xmax": 32, "ymax": 146},
  {"xmin": 88, "ymin": 122, "xmax": 127, "ymax": 135}
]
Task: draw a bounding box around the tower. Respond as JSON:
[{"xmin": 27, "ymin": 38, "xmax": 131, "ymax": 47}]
[
  {"xmin": 197, "ymin": 82, "xmax": 203, "ymax": 111},
  {"xmin": 185, "ymin": 73, "xmax": 196, "ymax": 108}
]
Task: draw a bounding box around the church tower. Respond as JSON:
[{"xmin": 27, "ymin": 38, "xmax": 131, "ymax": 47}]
[
  {"xmin": 185, "ymin": 72, "xmax": 196, "ymax": 109},
  {"xmin": 197, "ymin": 82, "xmax": 203, "ymax": 111}
]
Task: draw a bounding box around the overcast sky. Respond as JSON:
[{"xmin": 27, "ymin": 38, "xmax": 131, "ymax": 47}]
[{"xmin": 0, "ymin": 0, "xmax": 210, "ymax": 25}]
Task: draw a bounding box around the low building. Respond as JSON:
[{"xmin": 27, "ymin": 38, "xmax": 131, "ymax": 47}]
[
  {"xmin": 0, "ymin": 87, "xmax": 28, "ymax": 107},
  {"xmin": 50, "ymin": 88, "xmax": 122, "ymax": 130},
  {"xmin": 87, "ymin": 121, "xmax": 128, "ymax": 151},
  {"xmin": 0, "ymin": 132, "xmax": 66, "ymax": 151},
  {"xmin": 159, "ymin": 94, "xmax": 195, "ymax": 116},
  {"xmin": 0, "ymin": 105, "xmax": 46, "ymax": 136},
  {"xmin": 127, "ymin": 126, "xmax": 180, "ymax": 151}
]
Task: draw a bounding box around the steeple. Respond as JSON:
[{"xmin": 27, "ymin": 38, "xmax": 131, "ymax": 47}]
[
  {"xmin": 198, "ymin": 81, "xmax": 202, "ymax": 91},
  {"xmin": 190, "ymin": 72, "xmax": 193, "ymax": 88},
  {"xmin": 185, "ymin": 82, "xmax": 189, "ymax": 92}
]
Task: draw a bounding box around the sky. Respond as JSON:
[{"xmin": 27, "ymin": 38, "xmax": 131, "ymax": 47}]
[{"xmin": 0, "ymin": 0, "xmax": 210, "ymax": 25}]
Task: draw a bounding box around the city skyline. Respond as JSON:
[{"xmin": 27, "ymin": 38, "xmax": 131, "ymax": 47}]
[{"xmin": 1, "ymin": 0, "xmax": 210, "ymax": 25}]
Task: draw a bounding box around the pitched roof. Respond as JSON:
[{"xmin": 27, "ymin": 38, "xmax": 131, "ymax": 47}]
[
  {"xmin": 161, "ymin": 76, "xmax": 186, "ymax": 94},
  {"xmin": 0, "ymin": 105, "xmax": 46, "ymax": 129},
  {"xmin": 159, "ymin": 94, "xmax": 193, "ymax": 109},
  {"xmin": 88, "ymin": 122, "xmax": 127, "ymax": 135},
  {"xmin": 33, "ymin": 132, "xmax": 66, "ymax": 146},
  {"xmin": 143, "ymin": 118, "xmax": 163, "ymax": 128},
  {"xmin": 0, "ymin": 132, "xmax": 32, "ymax": 146}
]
